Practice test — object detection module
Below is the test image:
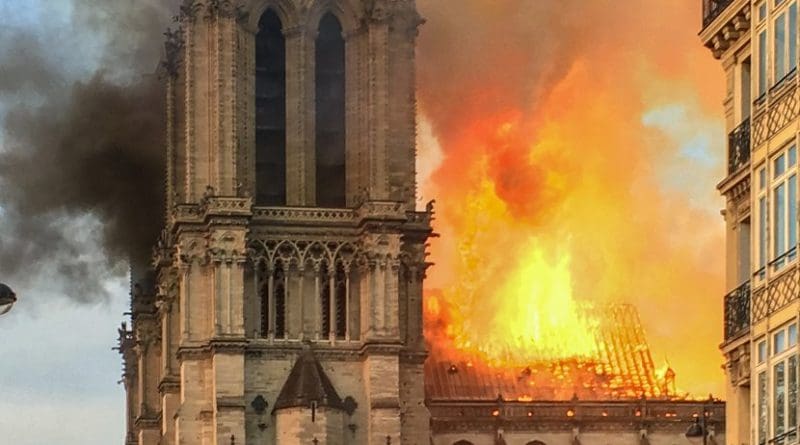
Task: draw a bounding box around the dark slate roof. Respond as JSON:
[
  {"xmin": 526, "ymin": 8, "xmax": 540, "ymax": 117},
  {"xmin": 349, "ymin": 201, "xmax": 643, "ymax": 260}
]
[{"xmin": 273, "ymin": 347, "xmax": 343, "ymax": 413}]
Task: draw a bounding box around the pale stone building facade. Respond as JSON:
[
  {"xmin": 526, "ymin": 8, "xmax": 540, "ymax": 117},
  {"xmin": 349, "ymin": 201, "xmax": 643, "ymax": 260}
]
[
  {"xmin": 702, "ymin": 0, "xmax": 800, "ymax": 444},
  {"xmin": 119, "ymin": 1, "xmax": 431, "ymax": 444}
]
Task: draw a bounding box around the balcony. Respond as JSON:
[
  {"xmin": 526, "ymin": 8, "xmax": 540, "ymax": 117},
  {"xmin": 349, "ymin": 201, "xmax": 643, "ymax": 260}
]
[
  {"xmin": 724, "ymin": 281, "xmax": 750, "ymax": 341},
  {"xmin": 702, "ymin": 0, "xmax": 734, "ymax": 28},
  {"xmin": 728, "ymin": 117, "xmax": 750, "ymax": 174}
]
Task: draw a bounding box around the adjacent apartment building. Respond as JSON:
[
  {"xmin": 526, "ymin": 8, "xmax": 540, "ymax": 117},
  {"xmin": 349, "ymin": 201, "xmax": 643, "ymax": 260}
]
[{"xmin": 703, "ymin": 0, "xmax": 800, "ymax": 444}]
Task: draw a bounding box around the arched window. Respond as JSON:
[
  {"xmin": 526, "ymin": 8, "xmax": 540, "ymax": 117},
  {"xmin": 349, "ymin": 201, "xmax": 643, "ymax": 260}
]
[
  {"xmin": 334, "ymin": 262, "xmax": 347, "ymax": 339},
  {"xmin": 273, "ymin": 264, "xmax": 286, "ymax": 338},
  {"xmin": 452, "ymin": 441, "xmax": 475, "ymax": 445},
  {"xmin": 255, "ymin": 10, "xmax": 287, "ymax": 206},
  {"xmin": 525, "ymin": 441, "xmax": 546, "ymax": 445},
  {"xmin": 260, "ymin": 261, "xmax": 287, "ymax": 339},
  {"xmin": 320, "ymin": 261, "xmax": 332, "ymax": 336},
  {"xmin": 315, "ymin": 13, "xmax": 346, "ymax": 207}
]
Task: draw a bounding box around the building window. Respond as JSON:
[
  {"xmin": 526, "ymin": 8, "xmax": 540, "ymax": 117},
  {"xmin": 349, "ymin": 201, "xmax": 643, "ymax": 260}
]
[
  {"xmin": 758, "ymin": 166, "xmax": 768, "ymax": 278},
  {"xmin": 334, "ymin": 262, "xmax": 347, "ymax": 339},
  {"xmin": 773, "ymin": 2, "xmax": 798, "ymax": 86},
  {"xmin": 761, "ymin": 322, "xmax": 800, "ymax": 445},
  {"xmin": 260, "ymin": 262, "xmax": 287, "ymax": 339},
  {"xmin": 772, "ymin": 355, "xmax": 798, "ymax": 443},
  {"xmin": 760, "ymin": 30, "xmax": 768, "ymax": 97},
  {"xmin": 759, "ymin": 2, "xmax": 768, "ymax": 22},
  {"xmin": 319, "ymin": 261, "xmax": 348, "ymax": 339},
  {"xmin": 255, "ymin": 10, "xmax": 287, "ymax": 206},
  {"xmin": 760, "ymin": 370, "xmax": 768, "ymax": 445},
  {"xmin": 776, "ymin": 330, "xmax": 788, "ymax": 354},
  {"xmin": 775, "ymin": 361, "xmax": 786, "ymax": 439},
  {"xmin": 320, "ymin": 262, "xmax": 331, "ymax": 336},
  {"xmin": 792, "ymin": 4, "xmax": 798, "ymax": 72},
  {"xmin": 771, "ymin": 145, "xmax": 797, "ymax": 270},
  {"xmin": 315, "ymin": 13, "xmax": 346, "ymax": 208}
]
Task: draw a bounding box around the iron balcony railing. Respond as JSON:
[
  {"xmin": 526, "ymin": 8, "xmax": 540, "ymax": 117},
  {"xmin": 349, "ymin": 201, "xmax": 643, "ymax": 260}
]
[
  {"xmin": 728, "ymin": 117, "xmax": 750, "ymax": 174},
  {"xmin": 724, "ymin": 281, "xmax": 750, "ymax": 341},
  {"xmin": 703, "ymin": 0, "xmax": 734, "ymax": 28}
]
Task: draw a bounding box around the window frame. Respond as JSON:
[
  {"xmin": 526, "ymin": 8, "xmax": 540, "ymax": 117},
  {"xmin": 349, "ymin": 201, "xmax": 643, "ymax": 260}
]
[
  {"xmin": 769, "ymin": 142, "xmax": 798, "ymax": 272},
  {"xmin": 756, "ymin": 322, "xmax": 800, "ymax": 445},
  {"xmin": 770, "ymin": 0, "xmax": 798, "ymax": 89}
]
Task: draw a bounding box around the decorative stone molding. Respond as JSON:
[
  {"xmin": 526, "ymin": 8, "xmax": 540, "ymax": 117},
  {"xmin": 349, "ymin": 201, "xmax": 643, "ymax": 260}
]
[
  {"xmin": 700, "ymin": 1, "xmax": 750, "ymax": 60},
  {"xmin": 724, "ymin": 342, "xmax": 751, "ymax": 386},
  {"xmin": 253, "ymin": 206, "xmax": 356, "ymax": 224},
  {"xmin": 248, "ymin": 237, "xmax": 361, "ymax": 271},
  {"xmin": 162, "ymin": 27, "xmax": 184, "ymax": 77},
  {"xmin": 177, "ymin": 236, "xmax": 209, "ymax": 266},
  {"xmin": 242, "ymin": 0, "xmax": 301, "ymax": 33}
]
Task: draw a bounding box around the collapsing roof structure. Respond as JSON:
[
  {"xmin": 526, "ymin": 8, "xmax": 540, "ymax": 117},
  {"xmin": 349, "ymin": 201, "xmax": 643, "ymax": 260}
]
[{"xmin": 425, "ymin": 304, "xmax": 677, "ymax": 402}]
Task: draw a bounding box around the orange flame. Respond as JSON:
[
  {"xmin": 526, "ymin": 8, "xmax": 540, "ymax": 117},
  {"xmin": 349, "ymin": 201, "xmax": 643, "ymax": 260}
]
[{"xmin": 417, "ymin": 0, "xmax": 726, "ymax": 397}]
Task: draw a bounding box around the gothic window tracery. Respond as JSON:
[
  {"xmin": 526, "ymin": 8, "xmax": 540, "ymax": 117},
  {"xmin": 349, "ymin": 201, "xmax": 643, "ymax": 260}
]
[
  {"xmin": 334, "ymin": 262, "xmax": 347, "ymax": 339},
  {"xmin": 320, "ymin": 261, "xmax": 332, "ymax": 336},
  {"xmin": 259, "ymin": 260, "xmax": 287, "ymax": 339},
  {"xmin": 274, "ymin": 263, "xmax": 287, "ymax": 338},
  {"xmin": 255, "ymin": 9, "xmax": 287, "ymax": 206},
  {"xmin": 315, "ymin": 12, "xmax": 346, "ymax": 208}
]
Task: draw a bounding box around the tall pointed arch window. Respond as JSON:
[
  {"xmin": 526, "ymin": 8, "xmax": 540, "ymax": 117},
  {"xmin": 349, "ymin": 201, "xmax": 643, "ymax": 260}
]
[
  {"xmin": 255, "ymin": 10, "xmax": 287, "ymax": 206},
  {"xmin": 315, "ymin": 13, "xmax": 346, "ymax": 207}
]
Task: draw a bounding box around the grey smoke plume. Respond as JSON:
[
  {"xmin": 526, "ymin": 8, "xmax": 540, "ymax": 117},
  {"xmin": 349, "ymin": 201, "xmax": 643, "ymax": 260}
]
[{"xmin": 0, "ymin": 0, "xmax": 179, "ymax": 303}]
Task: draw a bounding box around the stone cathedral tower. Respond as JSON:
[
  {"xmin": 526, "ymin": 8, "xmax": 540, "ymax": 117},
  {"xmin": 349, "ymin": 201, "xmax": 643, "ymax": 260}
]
[{"xmin": 117, "ymin": 1, "xmax": 432, "ymax": 444}]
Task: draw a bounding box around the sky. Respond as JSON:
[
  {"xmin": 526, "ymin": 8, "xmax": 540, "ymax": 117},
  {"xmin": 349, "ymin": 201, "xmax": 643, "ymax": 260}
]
[{"xmin": 0, "ymin": 1, "xmax": 726, "ymax": 443}]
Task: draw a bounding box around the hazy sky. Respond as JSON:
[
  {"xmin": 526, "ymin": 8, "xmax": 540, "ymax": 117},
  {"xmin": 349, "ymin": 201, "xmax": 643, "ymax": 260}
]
[{"xmin": 1, "ymin": 1, "xmax": 129, "ymax": 443}]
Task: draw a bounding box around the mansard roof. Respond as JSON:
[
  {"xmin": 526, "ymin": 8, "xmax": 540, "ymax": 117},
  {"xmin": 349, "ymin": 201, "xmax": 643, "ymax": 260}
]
[{"xmin": 273, "ymin": 347, "xmax": 343, "ymax": 413}]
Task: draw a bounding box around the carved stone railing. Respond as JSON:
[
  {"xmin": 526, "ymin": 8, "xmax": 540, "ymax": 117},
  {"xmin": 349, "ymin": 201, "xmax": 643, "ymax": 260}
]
[
  {"xmin": 429, "ymin": 399, "xmax": 725, "ymax": 433},
  {"xmin": 728, "ymin": 118, "xmax": 750, "ymax": 174},
  {"xmin": 724, "ymin": 281, "xmax": 750, "ymax": 341},
  {"xmin": 752, "ymin": 268, "xmax": 800, "ymax": 323},
  {"xmin": 252, "ymin": 206, "xmax": 357, "ymax": 225},
  {"xmin": 753, "ymin": 74, "xmax": 799, "ymax": 147},
  {"xmin": 703, "ymin": 0, "xmax": 734, "ymax": 28}
]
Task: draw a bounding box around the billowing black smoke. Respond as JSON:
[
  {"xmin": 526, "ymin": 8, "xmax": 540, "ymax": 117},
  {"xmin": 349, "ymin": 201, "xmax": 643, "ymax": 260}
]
[{"xmin": 0, "ymin": 0, "xmax": 179, "ymax": 303}]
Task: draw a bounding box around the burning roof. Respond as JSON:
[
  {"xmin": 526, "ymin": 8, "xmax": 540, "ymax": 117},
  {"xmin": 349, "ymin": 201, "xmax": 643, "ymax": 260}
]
[{"xmin": 425, "ymin": 303, "xmax": 677, "ymax": 401}]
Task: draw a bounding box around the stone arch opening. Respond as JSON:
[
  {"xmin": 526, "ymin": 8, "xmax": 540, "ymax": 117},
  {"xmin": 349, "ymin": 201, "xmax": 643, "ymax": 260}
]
[
  {"xmin": 255, "ymin": 9, "xmax": 287, "ymax": 206},
  {"xmin": 315, "ymin": 12, "xmax": 346, "ymax": 207}
]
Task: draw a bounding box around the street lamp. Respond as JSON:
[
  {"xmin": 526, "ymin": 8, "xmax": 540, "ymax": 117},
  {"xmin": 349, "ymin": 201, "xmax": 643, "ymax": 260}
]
[{"xmin": 0, "ymin": 283, "xmax": 17, "ymax": 316}]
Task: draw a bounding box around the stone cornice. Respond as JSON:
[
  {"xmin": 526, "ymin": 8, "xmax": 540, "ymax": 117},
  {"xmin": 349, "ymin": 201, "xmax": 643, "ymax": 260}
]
[
  {"xmin": 700, "ymin": 0, "xmax": 751, "ymax": 59},
  {"xmin": 717, "ymin": 163, "xmax": 750, "ymax": 200}
]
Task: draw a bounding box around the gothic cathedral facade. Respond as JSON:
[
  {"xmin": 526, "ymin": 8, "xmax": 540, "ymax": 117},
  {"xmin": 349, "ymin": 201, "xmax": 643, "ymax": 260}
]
[{"xmin": 118, "ymin": 1, "xmax": 433, "ymax": 444}]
